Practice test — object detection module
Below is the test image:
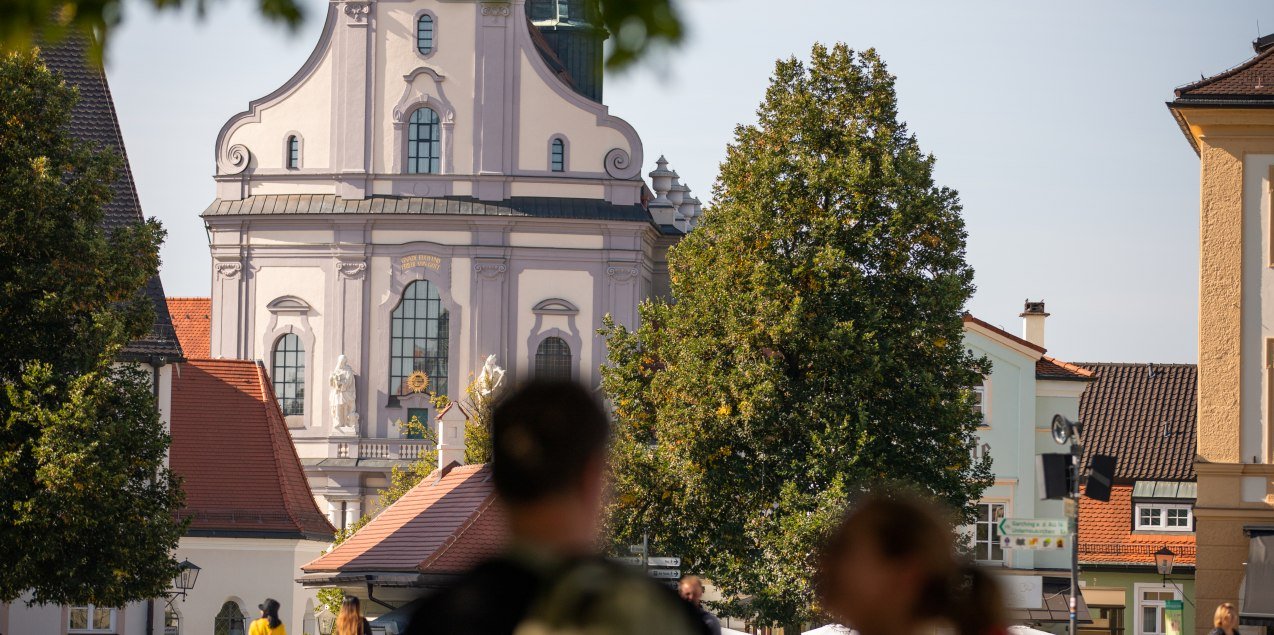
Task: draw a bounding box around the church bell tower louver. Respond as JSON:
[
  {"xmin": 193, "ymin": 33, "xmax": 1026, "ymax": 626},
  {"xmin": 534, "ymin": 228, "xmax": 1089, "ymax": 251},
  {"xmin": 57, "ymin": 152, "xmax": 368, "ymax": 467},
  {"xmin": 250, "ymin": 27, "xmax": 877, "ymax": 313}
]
[{"xmin": 528, "ymin": 0, "xmax": 608, "ymax": 102}]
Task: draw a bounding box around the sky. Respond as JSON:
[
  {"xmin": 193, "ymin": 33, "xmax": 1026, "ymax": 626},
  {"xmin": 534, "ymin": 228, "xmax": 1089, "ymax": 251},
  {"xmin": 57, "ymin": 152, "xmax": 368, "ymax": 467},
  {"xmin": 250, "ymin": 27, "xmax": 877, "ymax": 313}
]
[{"xmin": 104, "ymin": 0, "xmax": 1274, "ymax": 364}]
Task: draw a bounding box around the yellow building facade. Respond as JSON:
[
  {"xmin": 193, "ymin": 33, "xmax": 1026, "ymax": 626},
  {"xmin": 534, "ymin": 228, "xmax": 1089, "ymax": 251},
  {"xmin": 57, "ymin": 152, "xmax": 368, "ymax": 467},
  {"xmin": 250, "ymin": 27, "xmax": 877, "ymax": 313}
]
[{"xmin": 1170, "ymin": 35, "xmax": 1274, "ymax": 634}]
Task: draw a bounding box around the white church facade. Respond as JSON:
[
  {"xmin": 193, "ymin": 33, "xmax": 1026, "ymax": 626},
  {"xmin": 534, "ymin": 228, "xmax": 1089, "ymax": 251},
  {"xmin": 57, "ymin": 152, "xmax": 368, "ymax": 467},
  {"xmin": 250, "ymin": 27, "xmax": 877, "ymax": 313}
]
[{"xmin": 202, "ymin": 0, "xmax": 700, "ymax": 525}]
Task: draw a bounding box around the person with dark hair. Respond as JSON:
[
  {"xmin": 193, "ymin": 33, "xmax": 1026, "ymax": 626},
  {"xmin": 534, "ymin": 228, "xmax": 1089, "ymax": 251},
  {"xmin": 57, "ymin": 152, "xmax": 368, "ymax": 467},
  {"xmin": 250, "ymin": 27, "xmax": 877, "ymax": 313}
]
[
  {"xmin": 405, "ymin": 380, "xmax": 706, "ymax": 635},
  {"xmin": 336, "ymin": 596, "xmax": 373, "ymax": 635},
  {"xmin": 249, "ymin": 598, "xmax": 286, "ymax": 635},
  {"xmin": 817, "ymin": 494, "xmax": 1006, "ymax": 635}
]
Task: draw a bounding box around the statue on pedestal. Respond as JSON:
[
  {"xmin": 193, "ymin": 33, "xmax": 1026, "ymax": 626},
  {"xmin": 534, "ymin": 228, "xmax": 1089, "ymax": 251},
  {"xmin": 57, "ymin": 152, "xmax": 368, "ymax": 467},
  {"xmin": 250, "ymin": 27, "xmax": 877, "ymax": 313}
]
[
  {"xmin": 330, "ymin": 354, "xmax": 358, "ymax": 435},
  {"xmin": 476, "ymin": 354, "xmax": 506, "ymax": 397}
]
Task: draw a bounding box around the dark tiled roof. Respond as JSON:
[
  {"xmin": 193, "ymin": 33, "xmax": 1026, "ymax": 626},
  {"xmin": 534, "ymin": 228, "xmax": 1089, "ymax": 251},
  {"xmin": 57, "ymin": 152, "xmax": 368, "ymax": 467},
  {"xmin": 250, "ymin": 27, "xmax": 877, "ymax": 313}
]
[
  {"xmin": 1079, "ymin": 485, "xmax": 1196, "ymax": 567},
  {"xmin": 39, "ymin": 38, "xmax": 183, "ymax": 360},
  {"xmin": 1173, "ymin": 44, "xmax": 1274, "ymax": 105},
  {"xmin": 202, "ymin": 195, "xmax": 651, "ymax": 223},
  {"xmin": 1036, "ymin": 356, "xmax": 1095, "ymax": 382},
  {"xmin": 166, "ymin": 298, "xmax": 211, "ymax": 359},
  {"xmin": 303, "ymin": 464, "xmax": 507, "ymax": 574},
  {"xmin": 1077, "ymin": 363, "xmax": 1197, "ymax": 482},
  {"xmin": 171, "ymin": 359, "xmax": 334, "ymax": 540}
]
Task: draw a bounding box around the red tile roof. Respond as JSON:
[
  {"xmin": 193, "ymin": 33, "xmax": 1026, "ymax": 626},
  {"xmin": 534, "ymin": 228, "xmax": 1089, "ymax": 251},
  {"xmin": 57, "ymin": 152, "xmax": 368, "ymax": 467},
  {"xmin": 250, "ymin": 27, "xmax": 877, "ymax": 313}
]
[
  {"xmin": 1036, "ymin": 356, "xmax": 1095, "ymax": 382},
  {"xmin": 302, "ymin": 463, "xmax": 507, "ymax": 574},
  {"xmin": 1079, "ymin": 486, "xmax": 1195, "ymax": 567},
  {"xmin": 1076, "ymin": 363, "xmax": 1197, "ymax": 481},
  {"xmin": 166, "ymin": 297, "xmax": 211, "ymax": 359},
  {"xmin": 171, "ymin": 359, "xmax": 333, "ymax": 539},
  {"xmin": 1174, "ymin": 42, "xmax": 1274, "ymax": 101}
]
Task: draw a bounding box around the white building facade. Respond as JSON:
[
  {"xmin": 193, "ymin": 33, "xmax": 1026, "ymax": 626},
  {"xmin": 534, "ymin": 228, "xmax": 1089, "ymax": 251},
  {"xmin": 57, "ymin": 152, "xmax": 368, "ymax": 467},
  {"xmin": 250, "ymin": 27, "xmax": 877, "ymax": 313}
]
[{"xmin": 204, "ymin": 0, "xmax": 698, "ymax": 524}]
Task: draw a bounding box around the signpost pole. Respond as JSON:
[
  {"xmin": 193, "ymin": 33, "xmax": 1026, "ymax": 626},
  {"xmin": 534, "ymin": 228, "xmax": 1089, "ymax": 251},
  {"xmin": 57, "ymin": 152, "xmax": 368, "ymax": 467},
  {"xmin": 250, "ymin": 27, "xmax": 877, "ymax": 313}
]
[{"xmin": 1069, "ymin": 439, "xmax": 1081, "ymax": 635}]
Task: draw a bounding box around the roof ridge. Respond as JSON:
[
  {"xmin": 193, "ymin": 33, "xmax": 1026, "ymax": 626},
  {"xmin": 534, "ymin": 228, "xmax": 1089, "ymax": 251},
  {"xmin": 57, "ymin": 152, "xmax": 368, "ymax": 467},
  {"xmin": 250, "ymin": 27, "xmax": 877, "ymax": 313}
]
[
  {"xmin": 1175, "ymin": 45, "xmax": 1274, "ymax": 96},
  {"xmin": 961, "ymin": 313, "xmax": 1046, "ymax": 354},
  {"xmin": 418, "ymin": 483, "xmax": 499, "ymax": 571},
  {"xmin": 255, "ymin": 360, "xmax": 335, "ymax": 538}
]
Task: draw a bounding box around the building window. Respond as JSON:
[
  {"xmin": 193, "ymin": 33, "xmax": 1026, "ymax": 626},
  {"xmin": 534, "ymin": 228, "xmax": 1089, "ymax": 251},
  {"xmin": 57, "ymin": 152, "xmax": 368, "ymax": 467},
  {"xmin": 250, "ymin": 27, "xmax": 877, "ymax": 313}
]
[
  {"xmin": 286, "ymin": 135, "xmax": 300, "ymax": 169},
  {"xmin": 1134, "ymin": 504, "xmax": 1193, "ymax": 531},
  {"xmin": 971, "ymin": 383, "xmax": 987, "ymax": 425},
  {"xmin": 68, "ymin": 606, "xmax": 115, "ymax": 633},
  {"xmin": 550, "ymin": 138, "xmax": 565, "ymax": 172},
  {"xmin": 535, "ymin": 337, "xmax": 573, "ymax": 380},
  {"xmin": 416, "ymin": 14, "xmax": 435, "ymax": 55},
  {"xmin": 271, "ymin": 333, "xmax": 305, "ymax": 416},
  {"xmin": 407, "ymin": 107, "xmax": 441, "ymax": 174},
  {"xmin": 1134, "ymin": 585, "xmax": 1180, "ymax": 635},
  {"xmin": 214, "ymin": 601, "xmax": 246, "ymax": 635},
  {"xmin": 972, "ymin": 502, "xmax": 1005, "ymax": 564},
  {"xmin": 390, "ymin": 280, "xmax": 450, "ymax": 397}
]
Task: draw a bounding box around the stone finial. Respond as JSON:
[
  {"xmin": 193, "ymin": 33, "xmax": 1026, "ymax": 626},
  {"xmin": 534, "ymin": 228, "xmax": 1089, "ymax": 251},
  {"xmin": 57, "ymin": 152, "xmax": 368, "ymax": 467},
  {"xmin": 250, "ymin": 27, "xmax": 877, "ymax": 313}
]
[
  {"xmin": 649, "ymin": 156, "xmax": 675, "ymax": 204},
  {"xmin": 668, "ymin": 172, "xmax": 688, "ymax": 209},
  {"xmin": 686, "ymin": 196, "xmax": 703, "ymax": 228}
]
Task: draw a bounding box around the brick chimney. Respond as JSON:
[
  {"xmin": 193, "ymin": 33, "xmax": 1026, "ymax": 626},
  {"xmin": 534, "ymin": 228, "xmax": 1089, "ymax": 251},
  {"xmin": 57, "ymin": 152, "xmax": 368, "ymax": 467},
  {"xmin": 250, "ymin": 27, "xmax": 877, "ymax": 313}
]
[
  {"xmin": 1021, "ymin": 300, "xmax": 1049, "ymax": 348},
  {"xmin": 437, "ymin": 403, "xmax": 468, "ymax": 469}
]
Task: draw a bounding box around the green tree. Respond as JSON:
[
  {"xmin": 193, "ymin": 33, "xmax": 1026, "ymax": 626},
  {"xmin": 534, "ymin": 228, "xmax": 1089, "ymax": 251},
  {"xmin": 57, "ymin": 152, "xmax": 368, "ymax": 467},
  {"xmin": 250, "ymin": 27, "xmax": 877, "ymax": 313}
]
[
  {"xmin": 600, "ymin": 44, "xmax": 993, "ymax": 627},
  {"xmin": 0, "ymin": 49, "xmax": 185, "ymax": 606},
  {"xmin": 1, "ymin": 0, "xmax": 681, "ymax": 69}
]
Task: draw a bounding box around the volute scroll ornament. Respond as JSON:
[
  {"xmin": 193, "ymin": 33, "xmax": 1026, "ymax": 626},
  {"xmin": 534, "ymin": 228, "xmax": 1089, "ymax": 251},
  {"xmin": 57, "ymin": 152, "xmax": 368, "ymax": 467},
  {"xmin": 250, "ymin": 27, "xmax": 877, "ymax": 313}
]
[
  {"xmin": 604, "ymin": 148, "xmax": 638, "ymax": 180},
  {"xmin": 215, "ymin": 262, "xmax": 243, "ymax": 279},
  {"xmin": 343, "ymin": 1, "xmax": 371, "ymax": 22},
  {"xmin": 218, "ymin": 144, "xmax": 251, "ymax": 175}
]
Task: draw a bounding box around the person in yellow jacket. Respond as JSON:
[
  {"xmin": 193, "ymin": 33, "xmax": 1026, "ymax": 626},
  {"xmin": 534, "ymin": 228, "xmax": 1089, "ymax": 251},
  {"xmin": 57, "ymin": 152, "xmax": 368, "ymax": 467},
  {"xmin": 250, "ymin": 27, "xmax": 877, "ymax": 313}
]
[{"xmin": 249, "ymin": 598, "xmax": 286, "ymax": 635}]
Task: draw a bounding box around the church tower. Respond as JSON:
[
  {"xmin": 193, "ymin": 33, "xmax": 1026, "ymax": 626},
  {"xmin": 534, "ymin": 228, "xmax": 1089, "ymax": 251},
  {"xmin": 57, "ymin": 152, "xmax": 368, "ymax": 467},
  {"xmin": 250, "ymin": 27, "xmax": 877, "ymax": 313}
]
[{"xmin": 528, "ymin": 0, "xmax": 608, "ymax": 102}]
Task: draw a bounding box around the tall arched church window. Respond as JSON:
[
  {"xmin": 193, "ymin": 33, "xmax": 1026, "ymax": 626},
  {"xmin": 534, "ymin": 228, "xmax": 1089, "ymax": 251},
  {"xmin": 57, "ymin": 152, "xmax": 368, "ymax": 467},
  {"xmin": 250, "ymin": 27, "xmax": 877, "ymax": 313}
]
[
  {"xmin": 271, "ymin": 333, "xmax": 305, "ymax": 416},
  {"xmin": 407, "ymin": 107, "xmax": 441, "ymax": 174},
  {"xmin": 286, "ymin": 135, "xmax": 299, "ymax": 169},
  {"xmin": 550, "ymin": 138, "xmax": 565, "ymax": 172},
  {"xmin": 417, "ymin": 14, "xmax": 435, "ymax": 55},
  {"xmin": 535, "ymin": 337, "xmax": 573, "ymax": 380},
  {"xmin": 390, "ymin": 280, "xmax": 450, "ymax": 396},
  {"xmin": 214, "ymin": 602, "xmax": 245, "ymax": 635}
]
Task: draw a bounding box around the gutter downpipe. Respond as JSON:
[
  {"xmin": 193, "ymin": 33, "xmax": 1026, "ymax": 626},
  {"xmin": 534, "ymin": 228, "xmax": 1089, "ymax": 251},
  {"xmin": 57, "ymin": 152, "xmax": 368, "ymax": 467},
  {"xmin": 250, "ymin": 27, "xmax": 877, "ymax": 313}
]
[{"xmin": 366, "ymin": 580, "xmax": 397, "ymax": 612}]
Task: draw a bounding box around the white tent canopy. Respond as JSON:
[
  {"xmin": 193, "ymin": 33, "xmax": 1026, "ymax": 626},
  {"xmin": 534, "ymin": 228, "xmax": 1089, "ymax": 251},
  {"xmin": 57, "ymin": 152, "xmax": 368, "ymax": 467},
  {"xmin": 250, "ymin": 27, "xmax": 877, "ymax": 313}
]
[{"xmin": 802, "ymin": 625, "xmax": 855, "ymax": 635}]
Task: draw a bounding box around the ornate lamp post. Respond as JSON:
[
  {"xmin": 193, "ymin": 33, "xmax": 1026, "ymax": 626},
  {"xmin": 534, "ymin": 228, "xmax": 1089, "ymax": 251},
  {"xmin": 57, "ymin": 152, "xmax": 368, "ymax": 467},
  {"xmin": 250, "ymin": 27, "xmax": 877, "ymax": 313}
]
[
  {"xmin": 1155, "ymin": 546, "xmax": 1176, "ymax": 584},
  {"xmin": 172, "ymin": 560, "xmax": 201, "ymax": 599},
  {"xmin": 317, "ymin": 608, "xmax": 336, "ymax": 635}
]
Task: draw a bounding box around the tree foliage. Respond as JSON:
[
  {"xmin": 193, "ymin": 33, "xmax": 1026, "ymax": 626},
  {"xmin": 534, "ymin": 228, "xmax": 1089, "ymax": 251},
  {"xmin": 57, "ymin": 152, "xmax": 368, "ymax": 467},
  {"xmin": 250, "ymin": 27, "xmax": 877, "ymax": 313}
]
[
  {"xmin": 601, "ymin": 44, "xmax": 992, "ymax": 627},
  {"xmin": 1, "ymin": 0, "xmax": 682, "ymax": 69},
  {"xmin": 0, "ymin": 49, "xmax": 184, "ymax": 606}
]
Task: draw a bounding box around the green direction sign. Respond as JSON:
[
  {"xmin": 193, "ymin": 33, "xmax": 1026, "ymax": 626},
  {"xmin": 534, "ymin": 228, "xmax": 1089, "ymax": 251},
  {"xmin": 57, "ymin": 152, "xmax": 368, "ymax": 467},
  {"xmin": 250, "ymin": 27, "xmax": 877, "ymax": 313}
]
[{"xmin": 999, "ymin": 518, "xmax": 1068, "ymax": 537}]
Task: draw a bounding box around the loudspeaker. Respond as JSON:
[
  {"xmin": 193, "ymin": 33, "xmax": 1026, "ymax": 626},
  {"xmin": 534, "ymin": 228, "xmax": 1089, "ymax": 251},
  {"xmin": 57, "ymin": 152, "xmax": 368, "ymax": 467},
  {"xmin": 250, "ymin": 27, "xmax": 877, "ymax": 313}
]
[
  {"xmin": 1037, "ymin": 453, "xmax": 1074, "ymax": 500},
  {"xmin": 1085, "ymin": 454, "xmax": 1117, "ymax": 502}
]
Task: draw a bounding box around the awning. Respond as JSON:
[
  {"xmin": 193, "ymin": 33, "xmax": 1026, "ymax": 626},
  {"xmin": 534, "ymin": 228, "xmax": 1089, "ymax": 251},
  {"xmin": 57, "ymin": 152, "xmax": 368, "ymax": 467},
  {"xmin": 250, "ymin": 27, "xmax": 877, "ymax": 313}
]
[
  {"xmin": 1240, "ymin": 533, "xmax": 1274, "ymax": 626},
  {"xmin": 1007, "ymin": 577, "xmax": 1093, "ymax": 624}
]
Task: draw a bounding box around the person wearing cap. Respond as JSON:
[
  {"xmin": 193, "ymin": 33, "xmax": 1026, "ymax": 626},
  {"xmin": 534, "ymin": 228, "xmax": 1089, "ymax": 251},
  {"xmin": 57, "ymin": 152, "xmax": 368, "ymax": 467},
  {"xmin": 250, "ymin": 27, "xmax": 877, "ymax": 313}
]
[{"xmin": 249, "ymin": 598, "xmax": 286, "ymax": 635}]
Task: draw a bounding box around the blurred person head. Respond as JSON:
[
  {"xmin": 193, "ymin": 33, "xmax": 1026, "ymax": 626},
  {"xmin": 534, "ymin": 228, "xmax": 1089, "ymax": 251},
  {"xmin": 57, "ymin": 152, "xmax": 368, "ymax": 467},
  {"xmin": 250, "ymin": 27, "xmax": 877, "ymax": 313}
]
[
  {"xmin": 491, "ymin": 380, "xmax": 610, "ymax": 555},
  {"xmin": 817, "ymin": 493, "xmax": 1005, "ymax": 635},
  {"xmin": 258, "ymin": 598, "xmax": 282, "ymax": 629},
  {"xmin": 1214, "ymin": 603, "xmax": 1238, "ymax": 631},
  {"xmin": 336, "ymin": 596, "xmax": 364, "ymax": 635},
  {"xmin": 679, "ymin": 575, "xmax": 705, "ymax": 606}
]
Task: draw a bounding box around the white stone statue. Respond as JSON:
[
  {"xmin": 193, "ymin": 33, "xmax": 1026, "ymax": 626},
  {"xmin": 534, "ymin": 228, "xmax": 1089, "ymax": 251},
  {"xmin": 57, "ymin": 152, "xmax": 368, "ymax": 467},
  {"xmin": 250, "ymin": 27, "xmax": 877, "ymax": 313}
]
[
  {"xmin": 329, "ymin": 354, "xmax": 358, "ymax": 434},
  {"xmin": 476, "ymin": 354, "xmax": 506, "ymax": 397}
]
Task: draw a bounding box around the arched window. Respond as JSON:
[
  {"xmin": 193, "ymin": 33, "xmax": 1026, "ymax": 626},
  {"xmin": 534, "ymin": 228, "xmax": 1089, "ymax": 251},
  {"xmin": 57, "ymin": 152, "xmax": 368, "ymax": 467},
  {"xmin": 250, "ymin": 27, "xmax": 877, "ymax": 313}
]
[
  {"xmin": 214, "ymin": 602, "xmax": 245, "ymax": 635},
  {"xmin": 416, "ymin": 14, "xmax": 435, "ymax": 55},
  {"xmin": 390, "ymin": 280, "xmax": 450, "ymax": 396},
  {"xmin": 271, "ymin": 334, "xmax": 305, "ymax": 415},
  {"xmin": 286, "ymin": 135, "xmax": 299, "ymax": 169},
  {"xmin": 550, "ymin": 138, "xmax": 565, "ymax": 172},
  {"xmin": 535, "ymin": 337, "xmax": 573, "ymax": 380},
  {"xmin": 407, "ymin": 107, "xmax": 441, "ymax": 174}
]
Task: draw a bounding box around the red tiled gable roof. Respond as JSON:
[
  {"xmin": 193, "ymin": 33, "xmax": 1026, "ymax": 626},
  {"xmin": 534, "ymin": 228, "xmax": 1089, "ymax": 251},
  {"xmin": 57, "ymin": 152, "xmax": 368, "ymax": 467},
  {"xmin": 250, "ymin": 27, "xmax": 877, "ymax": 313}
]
[
  {"xmin": 1076, "ymin": 363, "xmax": 1197, "ymax": 482},
  {"xmin": 166, "ymin": 298, "xmax": 211, "ymax": 359},
  {"xmin": 1036, "ymin": 356, "xmax": 1095, "ymax": 382},
  {"xmin": 303, "ymin": 463, "xmax": 507, "ymax": 574},
  {"xmin": 171, "ymin": 359, "xmax": 334, "ymax": 540},
  {"xmin": 962, "ymin": 314, "xmax": 1045, "ymax": 354},
  {"xmin": 1174, "ymin": 42, "xmax": 1274, "ymax": 102},
  {"xmin": 1079, "ymin": 486, "xmax": 1195, "ymax": 567}
]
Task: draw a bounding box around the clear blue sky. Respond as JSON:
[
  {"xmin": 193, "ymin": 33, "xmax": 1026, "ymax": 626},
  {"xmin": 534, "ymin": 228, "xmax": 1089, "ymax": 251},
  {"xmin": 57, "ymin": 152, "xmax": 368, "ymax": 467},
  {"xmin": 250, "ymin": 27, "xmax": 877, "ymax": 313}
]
[{"xmin": 105, "ymin": 0, "xmax": 1274, "ymax": 364}]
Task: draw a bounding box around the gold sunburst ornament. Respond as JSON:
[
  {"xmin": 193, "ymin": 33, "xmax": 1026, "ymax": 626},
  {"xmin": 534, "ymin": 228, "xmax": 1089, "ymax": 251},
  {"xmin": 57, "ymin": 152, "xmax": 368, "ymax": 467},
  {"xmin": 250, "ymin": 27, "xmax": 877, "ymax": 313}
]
[{"xmin": 405, "ymin": 370, "xmax": 430, "ymax": 394}]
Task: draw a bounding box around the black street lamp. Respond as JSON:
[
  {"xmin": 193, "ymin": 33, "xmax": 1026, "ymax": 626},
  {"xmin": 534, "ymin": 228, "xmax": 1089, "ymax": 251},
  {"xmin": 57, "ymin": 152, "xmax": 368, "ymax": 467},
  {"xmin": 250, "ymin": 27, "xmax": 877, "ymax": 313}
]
[
  {"xmin": 1155, "ymin": 547, "xmax": 1176, "ymax": 583},
  {"xmin": 167, "ymin": 560, "xmax": 201, "ymax": 604}
]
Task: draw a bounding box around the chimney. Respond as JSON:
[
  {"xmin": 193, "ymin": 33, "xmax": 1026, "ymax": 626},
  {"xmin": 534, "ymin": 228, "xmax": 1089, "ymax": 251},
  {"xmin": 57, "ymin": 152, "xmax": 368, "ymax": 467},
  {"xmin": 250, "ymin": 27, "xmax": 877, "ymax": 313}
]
[
  {"xmin": 437, "ymin": 403, "xmax": 467, "ymax": 469},
  {"xmin": 1020, "ymin": 300, "xmax": 1050, "ymax": 348}
]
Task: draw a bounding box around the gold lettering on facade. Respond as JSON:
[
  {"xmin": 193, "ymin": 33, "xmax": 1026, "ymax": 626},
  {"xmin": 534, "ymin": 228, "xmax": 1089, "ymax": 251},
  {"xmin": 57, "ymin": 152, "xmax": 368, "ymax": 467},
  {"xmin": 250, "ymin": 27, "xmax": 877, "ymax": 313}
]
[{"xmin": 401, "ymin": 254, "xmax": 442, "ymax": 271}]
